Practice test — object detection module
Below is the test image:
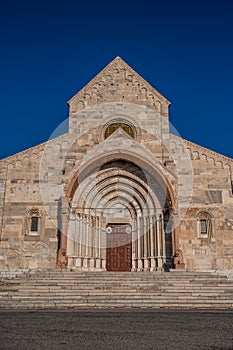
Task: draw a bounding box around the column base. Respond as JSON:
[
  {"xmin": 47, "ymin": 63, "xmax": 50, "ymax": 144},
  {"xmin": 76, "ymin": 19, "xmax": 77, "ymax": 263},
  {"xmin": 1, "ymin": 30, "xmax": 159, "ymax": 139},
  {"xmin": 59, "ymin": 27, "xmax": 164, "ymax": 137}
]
[
  {"xmin": 137, "ymin": 259, "xmax": 143, "ymax": 270},
  {"xmin": 144, "ymin": 258, "xmax": 150, "ymax": 271},
  {"xmin": 132, "ymin": 258, "xmax": 136, "ymax": 270},
  {"xmin": 150, "ymin": 258, "xmax": 157, "ymax": 271},
  {"xmin": 83, "ymin": 257, "xmax": 89, "ymax": 268},
  {"xmin": 157, "ymin": 257, "xmax": 163, "ymax": 270},
  {"xmin": 75, "ymin": 257, "xmax": 82, "ymax": 268},
  {"xmin": 96, "ymin": 258, "xmax": 102, "ymax": 269},
  {"xmin": 90, "ymin": 258, "xmax": 95, "ymax": 269},
  {"xmin": 102, "ymin": 259, "xmax": 106, "ymax": 270}
]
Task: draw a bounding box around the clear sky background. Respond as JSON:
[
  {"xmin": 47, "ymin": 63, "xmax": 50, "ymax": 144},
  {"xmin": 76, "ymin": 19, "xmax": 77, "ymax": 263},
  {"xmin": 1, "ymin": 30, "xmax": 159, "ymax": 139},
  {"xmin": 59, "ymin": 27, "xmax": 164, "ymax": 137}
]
[{"xmin": 0, "ymin": 0, "xmax": 232, "ymax": 159}]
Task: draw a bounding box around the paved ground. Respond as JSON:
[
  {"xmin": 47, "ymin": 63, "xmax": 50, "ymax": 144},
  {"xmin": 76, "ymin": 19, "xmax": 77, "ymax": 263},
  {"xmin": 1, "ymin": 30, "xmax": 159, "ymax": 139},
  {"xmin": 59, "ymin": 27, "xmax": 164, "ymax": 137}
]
[{"xmin": 0, "ymin": 309, "xmax": 233, "ymax": 350}]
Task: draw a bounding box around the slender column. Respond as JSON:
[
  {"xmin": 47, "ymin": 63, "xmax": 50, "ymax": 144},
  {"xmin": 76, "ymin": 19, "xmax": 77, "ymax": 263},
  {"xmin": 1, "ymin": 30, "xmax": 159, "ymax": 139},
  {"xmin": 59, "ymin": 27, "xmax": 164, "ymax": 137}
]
[
  {"xmin": 132, "ymin": 218, "xmax": 136, "ymax": 271},
  {"xmin": 154, "ymin": 215, "xmax": 157, "ymax": 257},
  {"xmin": 75, "ymin": 213, "xmax": 80, "ymax": 256},
  {"xmin": 161, "ymin": 214, "xmax": 166, "ymax": 264},
  {"xmin": 96, "ymin": 216, "xmax": 103, "ymax": 269},
  {"xmin": 95, "ymin": 216, "xmax": 100, "ymax": 268},
  {"xmin": 156, "ymin": 215, "xmax": 161, "ymax": 256},
  {"xmin": 134, "ymin": 218, "xmax": 138, "ymax": 260},
  {"xmin": 90, "ymin": 216, "xmax": 93, "ymax": 257},
  {"xmin": 143, "ymin": 215, "xmax": 147, "ymax": 258},
  {"xmin": 66, "ymin": 215, "xmax": 70, "ymax": 258},
  {"xmin": 78, "ymin": 214, "xmax": 82, "ymax": 256},
  {"xmin": 150, "ymin": 215, "xmax": 155, "ymax": 256},
  {"xmin": 90, "ymin": 216, "xmax": 95, "ymax": 269},
  {"xmin": 95, "ymin": 216, "xmax": 98, "ymax": 259},
  {"xmin": 93, "ymin": 216, "xmax": 97, "ymax": 258},
  {"xmin": 137, "ymin": 216, "xmax": 141, "ymax": 258},
  {"xmin": 144, "ymin": 216, "xmax": 150, "ymax": 270},
  {"xmin": 98, "ymin": 217, "xmax": 101, "ymax": 257},
  {"xmin": 157, "ymin": 214, "xmax": 163, "ymax": 270},
  {"xmin": 72, "ymin": 213, "xmax": 78, "ymax": 267},
  {"xmin": 75, "ymin": 213, "xmax": 82, "ymax": 268},
  {"xmin": 172, "ymin": 212, "xmax": 178, "ymax": 257},
  {"xmin": 137, "ymin": 215, "xmax": 143, "ymax": 270},
  {"xmin": 101, "ymin": 216, "xmax": 106, "ymax": 270},
  {"xmin": 81, "ymin": 214, "xmax": 85, "ymax": 258},
  {"xmin": 86, "ymin": 215, "xmax": 89, "ymax": 256},
  {"xmin": 82, "ymin": 215, "xmax": 89, "ymax": 269},
  {"xmin": 150, "ymin": 215, "xmax": 156, "ymax": 271}
]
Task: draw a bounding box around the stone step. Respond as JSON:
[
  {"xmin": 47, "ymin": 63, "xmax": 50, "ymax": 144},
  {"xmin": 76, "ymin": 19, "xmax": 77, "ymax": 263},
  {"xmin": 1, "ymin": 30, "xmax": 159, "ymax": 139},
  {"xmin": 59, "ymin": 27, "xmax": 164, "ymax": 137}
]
[
  {"xmin": 16, "ymin": 270, "xmax": 227, "ymax": 276},
  {"xmin": 2, "ymin": 283, "xmax": 233, "ymax": 290},
  {"xmin": 24, "ymin": 273, "xmax": 228, "ymax": 278},
  {"xmin": 0, "ymin": 295, "xmax": 233, "ymax": 305},
  {"xmin": 3, "ymin": 286, "xmax": 233, "ymax": 293},
  {"xmin": 7, "ymin": 291, "xmax": 232, "ymax": 297},
  {"xmin": 1, "ymin": 284, "xmax": 232, "ymax": 290},
  {"xmin": 1, "ymin": 269, "xmax": 233, "ymax": 309},
  {"xmin": 2, "ymin": 300, "xmax": 232, "ymax": 307},
  {"xmin": 8, "ymin": 281, "xmax": 233, "ymax": 287},
  {"xmin": 18, "ymin": 275, "xmax": 225, "ymax": 281},
  {"xmin": 6, "ymin": 285, "xmax": 233, "ymax": 291},
  {"xmin": 2, "ymin": 287, "xmax": 233, "ymax": 295},
  {"xmin": 2, "ymin": 297, "xmax": 233, "ymax": 304}
]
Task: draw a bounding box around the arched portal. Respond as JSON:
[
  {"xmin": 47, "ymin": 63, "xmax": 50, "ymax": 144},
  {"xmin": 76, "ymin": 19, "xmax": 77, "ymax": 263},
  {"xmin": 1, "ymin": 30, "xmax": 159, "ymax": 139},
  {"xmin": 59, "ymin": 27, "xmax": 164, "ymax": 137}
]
[{"xmin": 61, "ymin": 156, "xmax": 174, "ymax": 272}]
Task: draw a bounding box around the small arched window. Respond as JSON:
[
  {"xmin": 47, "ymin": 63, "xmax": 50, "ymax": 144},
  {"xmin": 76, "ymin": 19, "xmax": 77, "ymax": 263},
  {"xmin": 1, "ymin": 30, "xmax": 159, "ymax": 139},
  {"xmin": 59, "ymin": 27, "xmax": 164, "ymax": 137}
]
[
  {"xmin": 26, "ymin": 208, "xmax": 41, "ymax": 236},
  {"xmin": 104, "ymin": 122, "xmax": 134, "ymax": 139},
  {"xmin": 197, "ymin": 211, "xmax": 212, "ymax": 239}
]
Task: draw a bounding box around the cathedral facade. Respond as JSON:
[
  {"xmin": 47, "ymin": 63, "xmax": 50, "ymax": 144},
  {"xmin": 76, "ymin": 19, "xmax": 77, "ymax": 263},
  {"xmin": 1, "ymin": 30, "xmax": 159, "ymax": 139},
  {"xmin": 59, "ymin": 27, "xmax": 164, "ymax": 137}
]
[{"xmin": 0, "ymin": 57, "xmax": 233, "ymax": 272}]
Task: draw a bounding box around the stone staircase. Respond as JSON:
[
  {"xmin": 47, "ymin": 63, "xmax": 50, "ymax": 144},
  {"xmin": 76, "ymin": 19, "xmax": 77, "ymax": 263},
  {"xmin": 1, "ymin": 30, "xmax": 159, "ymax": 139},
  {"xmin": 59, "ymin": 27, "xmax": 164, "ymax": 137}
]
[{"xmin": 0, "ymin": 269, "xmax": 233, "ymax": 309}]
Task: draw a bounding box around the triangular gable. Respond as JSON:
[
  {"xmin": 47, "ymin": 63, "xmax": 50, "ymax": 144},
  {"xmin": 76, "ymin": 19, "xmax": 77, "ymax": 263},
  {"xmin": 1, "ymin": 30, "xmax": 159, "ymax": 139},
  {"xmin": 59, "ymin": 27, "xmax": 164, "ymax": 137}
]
[
  {"xmin": 68, "ymin": 56, "xmax": 170, "ymax": 112},
  {"xmin": 105, "ymin": 125, "xmax": 134, "ymax": 141}
]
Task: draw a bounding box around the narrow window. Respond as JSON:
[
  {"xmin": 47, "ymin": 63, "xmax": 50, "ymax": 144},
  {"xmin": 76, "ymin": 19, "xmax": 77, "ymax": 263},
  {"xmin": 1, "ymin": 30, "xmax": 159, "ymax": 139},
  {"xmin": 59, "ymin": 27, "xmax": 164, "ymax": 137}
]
[
  {"xmin": 30, "ymin": 216, "xmax": 39, "ymax": 232},
  {"xmin": 200, "ymin": 219, "xmax": 207, "ymax": 235},
  {"xmin": 26, "ymin": 208, "xmax": 41, "ymax": 236},
  {"xmin": 197, "ymin": 211, "xmax": 212, "ymax": 239}
]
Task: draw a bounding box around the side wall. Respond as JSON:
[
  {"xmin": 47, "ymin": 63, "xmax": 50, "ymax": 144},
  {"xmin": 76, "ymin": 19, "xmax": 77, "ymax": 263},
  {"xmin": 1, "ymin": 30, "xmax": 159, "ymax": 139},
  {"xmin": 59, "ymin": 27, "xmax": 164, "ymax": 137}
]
[
  {"xmin": 172, "ymin": 136, "xmax": 233, "ymax": 270},
  {"xmin": 0, "ymin": 138, "xmax": 67, "ymax": 269}
]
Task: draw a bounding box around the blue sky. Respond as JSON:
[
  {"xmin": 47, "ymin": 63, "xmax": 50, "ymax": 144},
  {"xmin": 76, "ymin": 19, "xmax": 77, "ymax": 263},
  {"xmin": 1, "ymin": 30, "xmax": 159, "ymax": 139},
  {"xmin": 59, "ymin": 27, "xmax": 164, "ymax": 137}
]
[{"xmin": 0, "ymin": 0, "xmax": 232, "ymax": 159}]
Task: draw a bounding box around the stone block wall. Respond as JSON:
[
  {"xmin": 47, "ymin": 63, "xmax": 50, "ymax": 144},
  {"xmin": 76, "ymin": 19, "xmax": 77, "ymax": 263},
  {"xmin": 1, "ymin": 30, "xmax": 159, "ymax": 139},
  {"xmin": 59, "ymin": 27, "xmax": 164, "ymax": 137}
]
[{"xmin": 172, "ymin": 136, "xmax": 233, "ymax": 270}]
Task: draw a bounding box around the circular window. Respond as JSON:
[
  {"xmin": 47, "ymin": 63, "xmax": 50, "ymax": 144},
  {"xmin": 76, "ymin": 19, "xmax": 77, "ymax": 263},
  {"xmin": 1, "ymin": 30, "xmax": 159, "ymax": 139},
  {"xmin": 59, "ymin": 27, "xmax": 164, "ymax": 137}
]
[{"xmin": 104, "ymin": 122, "xmax": 134, "ymax": 139}]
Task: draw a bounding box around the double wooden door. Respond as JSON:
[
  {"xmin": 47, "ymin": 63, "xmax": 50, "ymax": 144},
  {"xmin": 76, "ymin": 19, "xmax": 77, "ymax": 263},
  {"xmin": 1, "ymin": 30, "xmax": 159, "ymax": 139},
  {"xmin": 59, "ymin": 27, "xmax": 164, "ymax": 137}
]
[{"xmin": 106, "ymin": 224, "xmax": 132, "ymax": 272}]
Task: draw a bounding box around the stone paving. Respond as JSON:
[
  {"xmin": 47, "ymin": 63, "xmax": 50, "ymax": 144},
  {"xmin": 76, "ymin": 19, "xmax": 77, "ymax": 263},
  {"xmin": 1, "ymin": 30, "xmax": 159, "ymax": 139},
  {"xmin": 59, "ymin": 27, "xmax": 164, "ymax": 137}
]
[{"xmin": 0, "ymin": 309, "xmax": 233, "ymax": 350}]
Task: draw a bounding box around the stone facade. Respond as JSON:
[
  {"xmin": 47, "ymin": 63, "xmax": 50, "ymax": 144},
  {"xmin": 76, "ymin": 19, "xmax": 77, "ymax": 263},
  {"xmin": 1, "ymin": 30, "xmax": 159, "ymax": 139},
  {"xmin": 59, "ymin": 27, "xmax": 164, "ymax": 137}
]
[{"xmin": 0, "ymin": 56, "xmax": 232, "ymax": 271}]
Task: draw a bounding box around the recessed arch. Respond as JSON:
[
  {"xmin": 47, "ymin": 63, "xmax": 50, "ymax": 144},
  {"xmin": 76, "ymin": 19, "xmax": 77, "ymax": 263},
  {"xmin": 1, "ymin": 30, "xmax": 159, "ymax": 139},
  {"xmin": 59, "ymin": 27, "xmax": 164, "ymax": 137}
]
[
  {"xmin": 65, "ymin": 151, "xmax": 175, "ymax": 272},
  {"xmin": 67, "ymin": 150, "xmax": 175, "ymax": 208},
  {"xmin": 73, "ymin": 170, "xmax": 159, "ymax": 215}
]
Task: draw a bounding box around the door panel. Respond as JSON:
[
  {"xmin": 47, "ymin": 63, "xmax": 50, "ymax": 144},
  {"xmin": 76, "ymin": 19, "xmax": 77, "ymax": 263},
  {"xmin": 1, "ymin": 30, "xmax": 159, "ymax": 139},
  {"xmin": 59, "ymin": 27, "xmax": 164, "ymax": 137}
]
[{"xmin": 106, "ymin": 224, "xmax": 132, "ymax": 272}]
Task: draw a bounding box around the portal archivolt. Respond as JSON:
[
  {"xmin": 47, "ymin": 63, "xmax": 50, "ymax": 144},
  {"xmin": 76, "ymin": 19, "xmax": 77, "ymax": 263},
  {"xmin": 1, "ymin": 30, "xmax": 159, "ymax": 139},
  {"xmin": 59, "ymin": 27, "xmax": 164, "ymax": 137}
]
[{"xmin": 65, "ymin": 158, "xmax": 174, "ymax": 271}]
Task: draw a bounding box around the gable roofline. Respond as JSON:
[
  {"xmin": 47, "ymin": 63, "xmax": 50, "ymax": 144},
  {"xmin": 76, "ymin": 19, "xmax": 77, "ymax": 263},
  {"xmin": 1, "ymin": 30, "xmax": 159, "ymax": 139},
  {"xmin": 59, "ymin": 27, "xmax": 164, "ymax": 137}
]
[
  {"xmin": 67, "ymin": 56, "xmax": 170, "ymax": 105},
  {"xmin": 0, "ymin": 133, "xmax": 68, "ymax": 163},
  {"xmin": 171, "ymin": 133, "xmax": 233, "ymax": 164}
]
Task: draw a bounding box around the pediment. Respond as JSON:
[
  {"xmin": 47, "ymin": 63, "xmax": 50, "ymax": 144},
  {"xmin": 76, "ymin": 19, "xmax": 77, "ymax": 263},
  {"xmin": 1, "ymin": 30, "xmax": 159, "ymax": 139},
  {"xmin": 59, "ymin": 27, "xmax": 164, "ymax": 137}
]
[
  {"xmin": 105, "ymin": 126, "xmax": 134, "ymax": 141},
  {"xmin": 81, "ymin": 124, "xmax": 162, "ymax": 169},
  {"xmin": 68, "ymin": 56, "xmax": 170, "ymax": 113}
]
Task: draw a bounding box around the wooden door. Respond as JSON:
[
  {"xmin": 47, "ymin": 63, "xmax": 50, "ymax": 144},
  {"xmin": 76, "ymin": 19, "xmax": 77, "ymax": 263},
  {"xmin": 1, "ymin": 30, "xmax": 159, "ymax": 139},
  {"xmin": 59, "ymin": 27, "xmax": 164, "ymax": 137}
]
[{"xmin": 106, "ymin": 224, "xmax": 132, "ymax": 272}]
